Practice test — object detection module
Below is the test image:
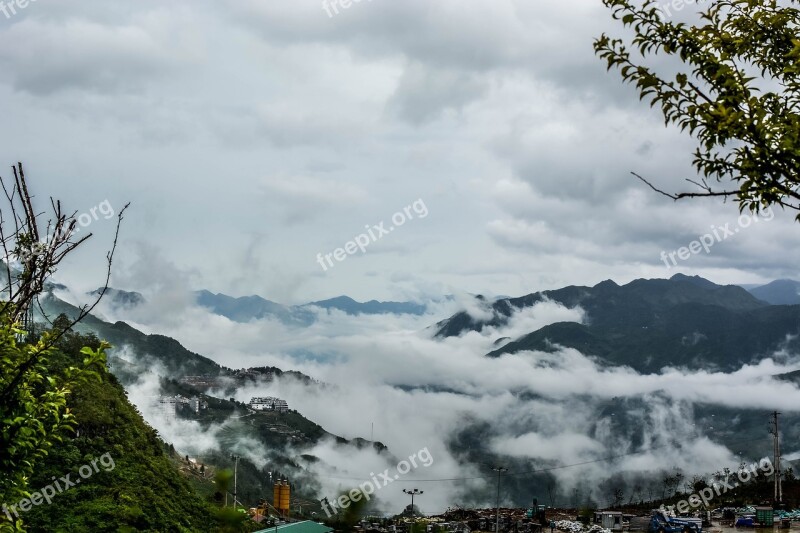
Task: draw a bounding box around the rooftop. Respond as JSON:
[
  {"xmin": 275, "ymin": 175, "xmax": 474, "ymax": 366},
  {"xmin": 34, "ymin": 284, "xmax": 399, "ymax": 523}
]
[{"xmin": 254, "ymin": 521, "xmax": 333, "ymax": 533}]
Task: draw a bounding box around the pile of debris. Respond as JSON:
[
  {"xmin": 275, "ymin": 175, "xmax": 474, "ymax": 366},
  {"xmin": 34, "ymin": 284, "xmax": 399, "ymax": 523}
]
[
  {"xmin": 554, "ymin": 521, "xmax": 611, "ymax": 533},
  {"xmin": 555, "ymin": 520, "xmax": 585, "ymax": 533}
]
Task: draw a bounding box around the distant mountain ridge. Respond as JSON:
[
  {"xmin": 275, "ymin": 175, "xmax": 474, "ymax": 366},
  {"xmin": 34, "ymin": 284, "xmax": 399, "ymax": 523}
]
[
  {"xmin": 82, "ymin": 285, "xmax": 431, "ymax": 324},
  {"xmin": 436, "ymin": 274, "xmax": 800, "ymax": 373},
  {"xmin": 97, "ymin": 274, "xmax": 800, "ymax": 322},
  {"xmin": 195, "ymin": 291, "xmax": 428, "ymax": 323},
  {"xmin": 194, "ymin": 290, "xmax": 314, "ymax": 325},
  {"xmin": 37, "ymin": 290, "xmax": 379, "ymax": 440},
  {"xmin": 745, "ymin": 279, "xmax": 800, "ymax": 305},
  {"xmin": 133, "ymin": 276, "xmax": 798, "ymax": 329},
  {"xmin": 307, "ymin": 295, "xmax": 427, "ymax": 315}
]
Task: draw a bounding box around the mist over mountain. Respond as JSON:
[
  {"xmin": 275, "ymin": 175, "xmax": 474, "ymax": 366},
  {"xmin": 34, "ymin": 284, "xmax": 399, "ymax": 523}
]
[
  {"xmin": 306, "ymin": 295, "xmax": 428, "ymax": 316},
  {"xmin": 194, "ymin": 290, "xmax": 429, "ymax": 324},
  {"xmin": 38, "ymin": 290, "xmax": 397, "ymax": 512},
  {"xmin": 433, "ymin": 274, "xmax": 800, "ymax": 372},
  {"xmin": 194, "ymin": 290, "xmax": 315, "ymax": 325},
  {"xmin": 88, "ymin": 287, "xmax": 146, "ymax": 309},
  {"xmin": 40, "ymin": 273, "xmax": 800, "ymax": 514}
]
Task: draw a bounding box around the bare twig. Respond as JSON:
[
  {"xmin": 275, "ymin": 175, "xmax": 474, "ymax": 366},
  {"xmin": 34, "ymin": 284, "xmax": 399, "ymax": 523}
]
[
  {"xmin": 0, "ymin": 162, "xmax": 130, "ymax": 403},
  {"xmin": 632, "ymin": 172, "xmax": 680, "ymax": 200},
  {"xmin": 0, "ymin": 201, "xmax": 130, "ymax": 403}
]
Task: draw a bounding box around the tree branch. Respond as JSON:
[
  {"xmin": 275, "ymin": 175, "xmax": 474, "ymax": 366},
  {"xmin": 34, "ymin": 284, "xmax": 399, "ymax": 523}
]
[{"xmin": 632, "ymin": 172, "xmax": 742, "ymax": 201}]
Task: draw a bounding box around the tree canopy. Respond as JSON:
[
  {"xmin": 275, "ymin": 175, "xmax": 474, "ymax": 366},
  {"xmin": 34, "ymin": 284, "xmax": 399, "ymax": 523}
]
[{"xmin": 595, "ymin": 0, "xmax": 800, "ymax": 218}]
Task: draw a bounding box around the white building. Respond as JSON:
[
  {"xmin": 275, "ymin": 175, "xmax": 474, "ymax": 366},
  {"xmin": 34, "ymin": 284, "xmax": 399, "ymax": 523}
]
[
  {"xmin": 158, "ymin": 396, "xmax": 179, "ymax": 421},
  {"xmin": 249, "ymin": 397, "xmax": 289, "ymax": 412},
  {"xmin": 157, "ymin": 395, "xmax": 207, "ymax": 418}
]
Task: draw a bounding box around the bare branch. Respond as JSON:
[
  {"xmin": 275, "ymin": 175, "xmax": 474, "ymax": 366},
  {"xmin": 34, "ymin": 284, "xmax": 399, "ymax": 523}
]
[
  {"xmin": 0, "ymin": 163, "xmax": 130, "ymax": 403},
  {"xmin": 632, "ymin": 172, "xmax": 742, "ymax": 201},
  {"xmin": 631, "ymin": 172, "xmax": 679, "ymax": 200}
]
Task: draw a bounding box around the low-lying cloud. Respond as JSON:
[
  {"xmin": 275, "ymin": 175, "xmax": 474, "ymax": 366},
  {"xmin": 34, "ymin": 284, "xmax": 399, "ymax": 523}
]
[{"xmin": 82, "ymin": 275, "xmax": 800, "ymax": 513}]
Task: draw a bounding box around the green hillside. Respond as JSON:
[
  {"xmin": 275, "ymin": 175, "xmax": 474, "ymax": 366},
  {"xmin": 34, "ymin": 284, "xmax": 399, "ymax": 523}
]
[
  {"xmin": 33, "ymin": 295, "xmax": 387, "ymax": 518},
  {"xmin": 15, "ymin": 321, "xmax": 246, "ymax": 532},
  {"xmin": 41, "ymin": 294, "xmax": 222, "ymax": 378}
]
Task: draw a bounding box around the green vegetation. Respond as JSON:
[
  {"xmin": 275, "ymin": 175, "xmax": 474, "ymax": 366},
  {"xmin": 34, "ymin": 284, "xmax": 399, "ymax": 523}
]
[
  {"xmin": 7, "ymin": 316, "xmax": 256, "ymax": 532},
  {"xmin": 0, "ymin": 312, "xmax": 105, "ymax": 532},
  {"xmin": 42, "ymin": 294, "xmax": 223, "ymax": 378}
]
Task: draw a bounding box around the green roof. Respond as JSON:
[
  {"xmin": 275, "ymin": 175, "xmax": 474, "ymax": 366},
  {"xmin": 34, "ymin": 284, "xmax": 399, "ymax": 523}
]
[{"xmin": 254, "ymin": 521, "xmax": 333, "ymax": 533}]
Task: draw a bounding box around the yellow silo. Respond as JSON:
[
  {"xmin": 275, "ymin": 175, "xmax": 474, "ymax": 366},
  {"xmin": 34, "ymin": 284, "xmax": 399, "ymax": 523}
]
[
  {"xmin": 273, "ymin": 482, "xmax": 281, "ymax": 511},
  {"xmin": 279, "ymin": 481, "xmax": 291, "ymax": 515}
]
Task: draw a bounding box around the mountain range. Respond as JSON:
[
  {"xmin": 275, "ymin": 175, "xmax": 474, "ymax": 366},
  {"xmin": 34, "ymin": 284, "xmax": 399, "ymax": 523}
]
[
  {"xmin": 85, "ymin": 287, "xmax": 430, "ymax": 323},
  {"xmin": 433, "ymin": 274, "xmax": 800, "ymax": 373},
  {"xmin": 40, "ymin": 273, "xmax": 800, "ymax": 512},
  {"xmin": 37, "ymin": 291, "xmax": 389, "ymax": 512},
  {"xmin": 90, "ymin": 277, "xmax": 800, "ymax": 325},
  {"xmin": 195, "ymin": 290, "xmax": 428, "ymax": 324}
]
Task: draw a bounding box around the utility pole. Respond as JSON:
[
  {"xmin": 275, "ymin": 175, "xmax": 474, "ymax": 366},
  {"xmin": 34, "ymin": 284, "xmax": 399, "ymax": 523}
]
[
  {"xmin": 231, "ymin": 454, "xmax": 241, "ymax": 509},
  {"xmin": 770, "ymin": 411, "xmax": 783, "ymax": 503},
  {"xmin": 492, "ymin": 466, "xmax": 508, "ymax": 532},
  {"xmin": 403, "ymin": 488, "xmax": 423, "ymax": 519}
]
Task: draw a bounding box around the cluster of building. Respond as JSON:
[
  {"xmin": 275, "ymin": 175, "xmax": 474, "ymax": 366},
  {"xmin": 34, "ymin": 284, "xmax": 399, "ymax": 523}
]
[
  {"xmin": 350, "ymin": 508, "xmax": 549, "ymax": 533},
  {"xmin": 180, "ymin": 369, "xmax": 276, "ymax": 391},
  {"xmin": 157, "ymin": 395, "xmax": 208, "ymax": 420},
  {"xmin": 249, "ymin": 397, "xmax": 289, "ymax": 413},
  {"xmin": 427, "ymin": 508, "xmax": 544, "ymax": 533},
  {"xmin": 368, "ymin": 519, "xmax": 473, "ymax": 532},
  {"xmin": 179, "ymin": 375, "xmax": 221, "ymax": 389},
  {"xmin": 235, "ymin": 368, "xmax": 276, "ymax": 382}
]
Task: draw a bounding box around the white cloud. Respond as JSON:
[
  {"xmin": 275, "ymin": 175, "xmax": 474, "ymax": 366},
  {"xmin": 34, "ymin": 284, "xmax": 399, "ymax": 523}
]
[{"xmin": 96, "ymin": 281, "xmax": 800, "ymax": 510}]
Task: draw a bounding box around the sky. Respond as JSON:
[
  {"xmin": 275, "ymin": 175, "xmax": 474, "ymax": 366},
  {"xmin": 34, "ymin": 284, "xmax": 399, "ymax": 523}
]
[{"xmin": 1, "ymin": 0, "xmax": 798, "ymax": 305}]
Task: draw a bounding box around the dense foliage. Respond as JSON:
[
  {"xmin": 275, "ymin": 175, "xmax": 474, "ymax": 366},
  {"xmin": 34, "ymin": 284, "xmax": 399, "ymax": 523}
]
[
  {"xmin": 0, "ymin": 312, "xmax": 105, "ymax": 532},
  {"xmin": 3, "ymin": 316, "xmax": 244, "ymax": 532}
]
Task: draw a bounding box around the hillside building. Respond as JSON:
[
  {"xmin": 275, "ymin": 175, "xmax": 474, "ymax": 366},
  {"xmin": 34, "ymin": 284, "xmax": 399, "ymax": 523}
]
[
  {"xmin": 249, "ymin": 397, "xmax": 289, "ymax": 412},
  {"xmin": 157, "ymin": 394, "xmax": 208, "ymax": 420}
]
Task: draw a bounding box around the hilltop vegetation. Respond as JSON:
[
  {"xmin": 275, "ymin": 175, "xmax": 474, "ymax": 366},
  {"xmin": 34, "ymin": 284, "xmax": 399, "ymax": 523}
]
[{"xmin": 17, "ymin": 318, "xmax": 250, "ymax": 532}]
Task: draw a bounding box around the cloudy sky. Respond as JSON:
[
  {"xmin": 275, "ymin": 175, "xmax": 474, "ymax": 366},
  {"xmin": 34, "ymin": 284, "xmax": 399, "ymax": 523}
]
[{"xmin": 1, "ymin": 0, "xmax": 798, "ymax": 304}]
